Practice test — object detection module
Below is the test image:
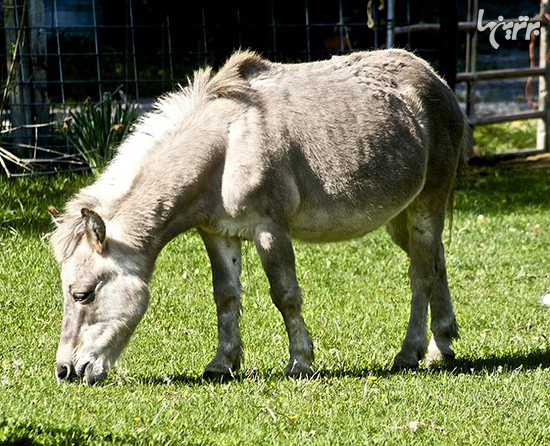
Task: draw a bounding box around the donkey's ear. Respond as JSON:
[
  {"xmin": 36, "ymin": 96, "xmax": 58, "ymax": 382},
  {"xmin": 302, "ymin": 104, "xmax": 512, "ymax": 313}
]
[
  {"xmin": 81, "ymin": 208, "xmax": 107, "ymax": 254},
  {"xmin": 48, "ymin": 206, "xmax": 61, "ymax": 225}
]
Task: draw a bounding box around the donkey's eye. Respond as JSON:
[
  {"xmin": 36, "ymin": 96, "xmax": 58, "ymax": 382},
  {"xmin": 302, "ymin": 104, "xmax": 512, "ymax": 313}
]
[
  {"xmin": 70, "ymin": 281, "xmax": 102, "ymax": 303},
  {"xmin": 72, "ymin": 291, "xmax": 94, "ymax": 303}
]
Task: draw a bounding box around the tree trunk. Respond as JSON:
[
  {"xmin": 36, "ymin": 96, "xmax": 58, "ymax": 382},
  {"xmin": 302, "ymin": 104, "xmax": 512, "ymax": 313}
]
[
  {"xmin": 2, "ymin": 0, "xmax": 49, "ymax": 158},
  {"xmin": 28, "ymin": 0, "xmax": 50, "ymax": 145}
]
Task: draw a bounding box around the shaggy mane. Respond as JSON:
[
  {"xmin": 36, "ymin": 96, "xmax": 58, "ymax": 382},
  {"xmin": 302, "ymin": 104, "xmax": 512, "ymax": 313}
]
[
  {"xmin": 50, "ymin": 51, "xmax": 270, "ymax": 263},
  {"xmin": 154, "ymin": 50, "xmax": 269, "ymax": 116},
  {"xmin": 207, "ymin": 50, "xmax": 270, "ymax": 98}
]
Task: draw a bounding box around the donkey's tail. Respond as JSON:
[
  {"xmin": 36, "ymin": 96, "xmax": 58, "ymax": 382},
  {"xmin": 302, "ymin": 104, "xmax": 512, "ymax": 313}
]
[
  {"xmin": 457, "ymin": 115, "xmax": 471, "ymax": 180},
  {"xmin": 447, "ymin": 114, "xmax": 471, "ymax": 241}
]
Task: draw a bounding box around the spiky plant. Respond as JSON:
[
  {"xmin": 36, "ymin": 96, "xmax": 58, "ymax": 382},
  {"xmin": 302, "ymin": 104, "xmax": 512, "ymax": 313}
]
[{"xmin": 62, "ymin": 91, "xmax": 139, "ymax": 175}]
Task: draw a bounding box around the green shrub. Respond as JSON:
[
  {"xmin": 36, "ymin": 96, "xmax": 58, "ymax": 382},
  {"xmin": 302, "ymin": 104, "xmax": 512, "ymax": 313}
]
[
  {"xmin": 62, "ymin": 91, "xmax": 140, "ymax": 174},
  {"xmin": 473, "ymin": 120, "xmax": 537, "ymax": 156}
]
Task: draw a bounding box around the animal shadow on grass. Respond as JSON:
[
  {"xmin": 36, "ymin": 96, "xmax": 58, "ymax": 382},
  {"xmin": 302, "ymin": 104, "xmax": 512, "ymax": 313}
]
[
  {"xmin": 132, "ymin": 348, "xmax": 550, "ymax": 386},
  {"xmin": 131, "ymin": 372, "xmax": 206, "ymax": 387},
  {"xmin": 126, "ymin": 349, "xmax": 550, "ymax": 387},
  {"xmin": 448, "ymin": 348, "xmax": 550, "ymax": 375},
  {"xmin": 134, "ymin": 366, "xmax": 291, "ymax": 386},
  {"xmin": 0, "ymin": 418, "xmax": 108, "ymax": 445},
  {"xmin": 325, "ymin": 347, "xmax": 550, "ymax": 379}
]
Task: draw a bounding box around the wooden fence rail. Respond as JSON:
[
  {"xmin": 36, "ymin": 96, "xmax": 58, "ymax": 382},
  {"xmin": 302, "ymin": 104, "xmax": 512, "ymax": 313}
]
[{"xmin": 387, "ymin": 0, "xmax": 550, "ymax": 154}]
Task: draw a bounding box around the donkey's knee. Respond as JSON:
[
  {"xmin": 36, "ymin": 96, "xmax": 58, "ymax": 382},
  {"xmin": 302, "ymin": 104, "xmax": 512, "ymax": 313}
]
[
  {"xmin": 270, "ymin": 283, "xmax": 302, "ymax": 312},
  {"xmin": 214, "ymin": 283, "xmax": 241, "ymax": 312}
]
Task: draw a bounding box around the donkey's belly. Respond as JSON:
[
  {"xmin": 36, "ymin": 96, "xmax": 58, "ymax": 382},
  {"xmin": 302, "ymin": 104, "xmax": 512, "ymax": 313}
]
[
  {"xmin": 290, "ymin": 204, "xmax": 401, "ymax": 243},
  {"xmin": 289, "ymin": 163, "xmax": 424, "ymax": 243}
]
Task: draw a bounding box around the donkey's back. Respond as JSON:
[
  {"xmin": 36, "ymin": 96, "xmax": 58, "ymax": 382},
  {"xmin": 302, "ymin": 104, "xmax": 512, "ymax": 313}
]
[{"xmin": 217, "ymin": 49, "xmax": 466, "ymax": 243}]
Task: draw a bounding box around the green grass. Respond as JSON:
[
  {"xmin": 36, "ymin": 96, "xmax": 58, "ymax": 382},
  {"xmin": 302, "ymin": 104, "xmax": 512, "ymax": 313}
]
[
  {"xmin": 1, "ymin": 168, "xmax": 550, "ymax": 445},
  {"xmin": 473, "ymin": 120, "xmax": 538, "ymax": 156}
]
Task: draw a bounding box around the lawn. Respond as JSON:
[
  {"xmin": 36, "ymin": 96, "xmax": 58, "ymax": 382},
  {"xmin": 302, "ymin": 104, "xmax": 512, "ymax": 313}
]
[{"xmin": 1, "ymin": 166, "xmax": 550, "ymax": 445}]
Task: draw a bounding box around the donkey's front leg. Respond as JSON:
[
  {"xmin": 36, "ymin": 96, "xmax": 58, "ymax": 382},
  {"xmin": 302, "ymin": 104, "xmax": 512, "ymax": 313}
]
[
  {"xmin": 199, "ymin": 230, "xmax": 243, "ymax": 380},
  {"xmin": 254, "ymin": 220, "xmax": 314, "ymax": 378}
]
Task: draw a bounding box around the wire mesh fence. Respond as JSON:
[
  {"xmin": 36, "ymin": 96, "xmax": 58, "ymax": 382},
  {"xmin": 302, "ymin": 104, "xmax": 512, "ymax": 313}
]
[{"xmin": 1, "ymin": 0, "xmax": 453, "ymax": 176}]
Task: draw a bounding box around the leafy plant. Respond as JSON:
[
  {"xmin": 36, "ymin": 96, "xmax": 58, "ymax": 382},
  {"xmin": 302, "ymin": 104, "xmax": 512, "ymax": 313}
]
[
  {"xmin": 473, "ymin": 120, "xmax": 537, "ymax": 156},
  {"xmin": 62, "ymin": 91, "xmax": 140, "ymax": 174}
]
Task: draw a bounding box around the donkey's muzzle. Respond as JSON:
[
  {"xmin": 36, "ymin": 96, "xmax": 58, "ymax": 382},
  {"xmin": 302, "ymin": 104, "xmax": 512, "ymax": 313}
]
[
  {"xmin": 56, "ymin": 363, "xmax": 75, "ymax": 382},
  {"xmin": 56, "ymin": 360, "xmax": 108, "ymax": 385}
]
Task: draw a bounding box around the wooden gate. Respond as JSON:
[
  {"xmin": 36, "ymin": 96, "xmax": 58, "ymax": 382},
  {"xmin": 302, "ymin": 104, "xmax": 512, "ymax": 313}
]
[{"xmin": 387, "ymin": 0, "xmax": 550, "ymax": 157}]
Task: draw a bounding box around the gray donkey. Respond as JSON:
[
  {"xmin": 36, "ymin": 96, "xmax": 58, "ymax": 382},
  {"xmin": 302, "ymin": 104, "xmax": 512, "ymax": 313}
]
[{"xmin": 50, "ymin": 49, "xmax": 468, "ymax": 385}]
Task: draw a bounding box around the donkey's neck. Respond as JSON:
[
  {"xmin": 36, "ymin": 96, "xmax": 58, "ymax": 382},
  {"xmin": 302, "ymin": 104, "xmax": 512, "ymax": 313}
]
[{"xmin": 87, "ymin": 119, "xmax": 226, "ymax": 261}]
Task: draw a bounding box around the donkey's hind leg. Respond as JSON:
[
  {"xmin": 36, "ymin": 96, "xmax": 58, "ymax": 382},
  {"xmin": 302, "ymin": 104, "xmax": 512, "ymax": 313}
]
[
  {"xmin": 199, "ymin": 230, "xmax": 243, "ymax": 380},
  {"xmin": 387, "ymin": 206, "xmax": 457, "ymax": 369},
  {"xmin": 386, "ymin": 211, "xmax": 429, "ymax": 368},
  {"xmin": 254, "ymin": 219, "xmax": 314, "ymax": 378},
  {"xmin": 425, "ymin": 243, "xmax": 459, "ymax": 366}
]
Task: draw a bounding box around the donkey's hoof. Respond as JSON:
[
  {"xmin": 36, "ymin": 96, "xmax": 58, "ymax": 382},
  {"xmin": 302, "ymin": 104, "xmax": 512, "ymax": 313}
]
[
  {"xmin": 285, "ymin": 361, "xmax": 314, "ymax": 379},
  {"xmin": 390, "ymin": 362, "xmax": 419, "ymax": 373},
  {"xmin": 424, "ymin": 349, "xmax": 455, "ymax": 368},
  {"xmin": 202, "ymin": 368, "xmax": 234, "ymax": 382},
  {"xmin": 391, "ymin": 351, "xmax": 421, "ymax": 372},
  {"xmin": 203, "ymin": 361, "xmax": 237, "ymax": 382}
]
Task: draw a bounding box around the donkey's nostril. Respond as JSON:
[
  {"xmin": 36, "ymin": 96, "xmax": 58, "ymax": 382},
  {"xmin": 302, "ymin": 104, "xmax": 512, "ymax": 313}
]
[{"xmin": 56, "ymin": 363, "xmax": 72, "ymax": 381}]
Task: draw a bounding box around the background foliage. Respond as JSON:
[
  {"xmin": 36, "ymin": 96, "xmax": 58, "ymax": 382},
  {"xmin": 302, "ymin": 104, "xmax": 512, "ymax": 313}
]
[{"xmin": 60, "ymin": 92, "xmax": 140, "ymax": 174}]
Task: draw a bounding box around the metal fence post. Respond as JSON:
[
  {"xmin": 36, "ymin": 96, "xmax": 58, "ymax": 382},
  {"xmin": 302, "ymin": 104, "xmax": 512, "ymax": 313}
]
[
  {"xmin": 386, "ymin": 0, "xmax": 394, "ymax": 48},
  {"xmin": 28, "ymin": 0, "xmax": 49, "ymax": 148},
  {"xmin": 538, "ymin": 0, "xmax": 550, "ymax": 151}
]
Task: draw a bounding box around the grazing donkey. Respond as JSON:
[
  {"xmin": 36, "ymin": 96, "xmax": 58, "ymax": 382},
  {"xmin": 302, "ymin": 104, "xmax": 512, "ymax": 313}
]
[{"xmin": 50, "ymin": 49, "xmax": 468, "ymax": 385}]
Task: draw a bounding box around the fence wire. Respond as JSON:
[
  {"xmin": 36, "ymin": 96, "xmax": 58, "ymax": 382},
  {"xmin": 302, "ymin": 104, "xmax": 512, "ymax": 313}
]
[{"xmin": 1, "ymin": 0, "xmax": 448, "ymax": 176}]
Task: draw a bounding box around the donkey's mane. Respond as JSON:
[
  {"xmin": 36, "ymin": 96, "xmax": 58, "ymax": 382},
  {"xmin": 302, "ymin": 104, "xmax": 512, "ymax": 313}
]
[
  {"xmin": 50, "ymin": 51, "xmax": 269, "ymax": 262},
  {"xmin": 136, "ymin": 50, "xmax": 269, "ymax": 141}
]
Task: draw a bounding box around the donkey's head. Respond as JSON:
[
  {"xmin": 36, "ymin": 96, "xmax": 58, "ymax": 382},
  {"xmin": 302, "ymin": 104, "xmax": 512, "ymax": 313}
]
[{"xmin": 50, "ymin": 207, "xmax": 151, "ymax": 385}]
